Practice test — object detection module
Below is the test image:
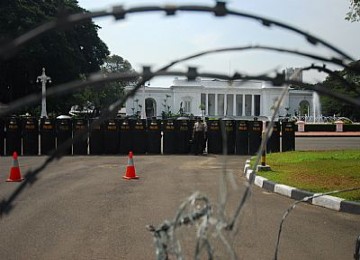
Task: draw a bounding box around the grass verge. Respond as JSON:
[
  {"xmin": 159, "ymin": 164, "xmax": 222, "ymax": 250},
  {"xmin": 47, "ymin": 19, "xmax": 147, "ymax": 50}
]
[{"xmin": 251, "ymin": 150, "xmax": 360, "ymax": 202}]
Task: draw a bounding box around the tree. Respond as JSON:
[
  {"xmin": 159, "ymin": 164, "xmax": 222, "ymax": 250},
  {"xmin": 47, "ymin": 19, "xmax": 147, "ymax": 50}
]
[
  {"xmin": 97, "ymin": 55, "xmax": 136, "ymax": 112},
  {"xmin": 320, "ymin": 60, "xmax": 360, "ymax": 121},
  {"xmin": 346, "ymin": 0, "xmax": 360, "ymax": 22},
  {"xmin": 0, "ymin": 0, "xmax": 109, "ymax": 114},
  {"xmin": 70, "ymin": 55, "xmax": 137, "ymax": 116},
  {"xmin": 103, "ymin": 55, "xmax": 133, "ymax": 73}
]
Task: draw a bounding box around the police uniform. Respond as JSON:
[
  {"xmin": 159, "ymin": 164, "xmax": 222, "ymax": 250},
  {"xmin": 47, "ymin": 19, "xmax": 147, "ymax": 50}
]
[{"xmin": 192, "ymin": 119, "xmax": 205, "ymax": 155}]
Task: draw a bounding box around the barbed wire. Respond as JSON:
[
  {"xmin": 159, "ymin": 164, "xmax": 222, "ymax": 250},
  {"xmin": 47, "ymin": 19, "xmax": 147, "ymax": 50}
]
[
  {"xmin": 0, "ymin": 1, "xmax": 359, "ymax": 259},
  {"xmin": 0, "ymin": 55, "xmax": 360, "ymax": 116},
  {"xmin": 1, "ymin": 65, "xmax": 358, "ymax": 121},
  {"xmin": 1, "ymin": 55, "xmax": 359, "ymax": 256},
  {"xmin": 355, "ymin": 235, "xmax": 360, "ymax": 260},
  {"xmin": 145, "ymin": 66, "xmax": 292, "ymax": 259},
  {"xmin": 3, "ymin": 63, "xmax": 353, "ymax": 255},
  {"xmin": 273, "ymin": 187, "xmax": 360, "ymax": 260},
  {"xmin": 301, "ymin": 64, "xmax": 360, "ymax": 94},
  {"xmin": 0, "ymin": 68, "xmax": 289, "ymax": 217},
  {"xmin": 0, "ymin": 2, "xmax": 355, "ymax": 62}
]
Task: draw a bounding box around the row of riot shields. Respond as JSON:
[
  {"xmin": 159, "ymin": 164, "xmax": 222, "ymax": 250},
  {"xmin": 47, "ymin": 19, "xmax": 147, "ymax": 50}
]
[
  {"xmin": 206, "ymin": 119, "xmax": 295, "ymax": 155},
  {"xmin": 0, "ymin": 117, "xmax": 295, "ymax": 156},
  {"xmin": 0, "ymin": 116, "xmax": 89, "ymax": 156},
  {"xmin": 0, "ymin": 117, "xmax": 192, "ymax": 156}
]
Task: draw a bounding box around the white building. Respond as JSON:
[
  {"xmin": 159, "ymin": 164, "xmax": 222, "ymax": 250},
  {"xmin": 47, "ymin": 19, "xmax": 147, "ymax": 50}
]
[{"xmin": 125, "ymin": 76, "xmax": 314, "ymax": 120}]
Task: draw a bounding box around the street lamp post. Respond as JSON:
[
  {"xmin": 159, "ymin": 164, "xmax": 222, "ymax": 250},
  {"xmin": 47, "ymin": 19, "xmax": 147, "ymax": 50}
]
[
  {"xmin": 37, "ymin": 68, "xmax": 51, "ymax": 118},
  {"xmin": 141, "ymin": 84, "xmax": 146, "ymax": 119},
  {"xmin": 141, "ymin": 81, "xmax": 150, "ymax": 120}
]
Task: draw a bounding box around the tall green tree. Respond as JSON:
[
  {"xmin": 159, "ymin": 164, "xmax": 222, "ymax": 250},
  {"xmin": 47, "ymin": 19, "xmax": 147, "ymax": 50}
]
[
  {"xmin": 320, "ymin": 60, "xmax": 360, "ymax": 121},
  {"xmin": 103, "ymin": 55, "xmax": 133, "ymax": 73},
  {"xmin": 98, "ymin": 55, "xmax": 137, "ymax": 109},
  {"xmin": 0, "ymin": 0, "xmax": 109, "ymax": 114},
  {"xmin": 72, "ymin": 54, "xmax": 137, "ymax": 115}
]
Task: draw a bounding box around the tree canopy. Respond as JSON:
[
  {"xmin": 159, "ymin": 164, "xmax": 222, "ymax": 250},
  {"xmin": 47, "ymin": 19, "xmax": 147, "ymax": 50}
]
[
  {"xmin": 320, "ymin": 60, "xmax": 360, "ymax": 121},
  {"xmin": 71, "ymin": 55, "xmax": 137, "ymax": 116},
  {"xmin": 0, "ymin": 0, "xmax": 110, "ymax": 114},
  {"xmin": 97, "ymin": 55, "xmax": 137, "ymax": 110},
  {"xmin": 346, "ymin": 0, "xmax": 360, "ymax": 22}
]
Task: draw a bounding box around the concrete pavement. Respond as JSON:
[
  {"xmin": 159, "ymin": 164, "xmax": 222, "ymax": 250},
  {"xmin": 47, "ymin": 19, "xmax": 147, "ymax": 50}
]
[{"xmin": 0, "ymin": 155, "xmax": 359, "ymax": 259}]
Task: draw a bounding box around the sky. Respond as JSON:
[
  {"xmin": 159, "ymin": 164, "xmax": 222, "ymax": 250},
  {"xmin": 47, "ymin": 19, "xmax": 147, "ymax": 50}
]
[{"xmin": 77, "ymin": 0, "xmax": 360, "ymax": 86}]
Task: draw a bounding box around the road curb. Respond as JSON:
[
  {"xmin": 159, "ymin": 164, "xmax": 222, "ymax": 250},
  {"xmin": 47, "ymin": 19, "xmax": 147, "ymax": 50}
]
[{"xmin": 243, "ymin": 160, "xmax": 360, "ymax": 215}]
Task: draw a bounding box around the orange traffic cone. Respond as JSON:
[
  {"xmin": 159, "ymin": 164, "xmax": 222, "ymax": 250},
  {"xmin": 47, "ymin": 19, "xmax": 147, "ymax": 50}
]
[
  {"xmin": 123, "ymin": 151, "xmax": 139, "ymax": 180},
  {"xmin": 7, "ymin": 152, "xmax": 24, "ymax": 182}
]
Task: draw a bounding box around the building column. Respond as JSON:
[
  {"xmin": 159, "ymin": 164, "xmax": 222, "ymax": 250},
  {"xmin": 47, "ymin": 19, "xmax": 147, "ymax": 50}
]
[
  {"xmin": 242, "ymin": 95, "xmax": 245, "ymax": 116},
  {"xmin": 215, "ymin": 94, "xmax": 218, "ymax": 116},
  {"xmin": 224, "ymin": 94, "xmax": 227, "ymax": 116},
  {"xmin": 251, "ymin": 95, "xmax": 255, "ymax": 116},
  {"xmin": 205, "ymin": 93, "xmax": 208, "ymax": 116},
  {"xmin": 233, "ymin": 94, "xmax": 236, "ymax": 116}
]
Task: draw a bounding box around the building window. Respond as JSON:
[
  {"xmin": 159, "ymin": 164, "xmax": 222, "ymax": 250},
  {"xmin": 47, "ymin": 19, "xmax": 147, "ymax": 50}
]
[
  {"xmin": 236, "ymin": 94, "xmax": 243, "ymax": 116},
  {"xmin": 145, "ymin": 98, "xmax": 156, "ymax": 118},
  {"xmin": 200, "ymin": 93, "xmax": 206, "ymax": 113},
  {"xmin": 184, "ymin": 100, "xmax": 191, "ymax": 113},
  {"xmin": 226, "ymin": 94, "xmax": 234, "ymax": 116},
  {"xmin": 201, "ymin": 93, "xmax": 206, "ymax": 108},
  {"xmin": 254, "ymin": 95, "xmax": 261, "ymax": 116},
  {"xmin": 299, "ymin": 100, "xmax": 310, "ymax": 116},
  {"xmin": 208, "ymin": 94, "xmax": 215, "ymax": 116},
  {"xmin": 218, "ymin": 94, "xmax": 224, "ymax": 116},
  {"xmin": 181, "ymin": 96, "xmax": 192, "ymax": 114},
  {"xmin": 245, "ymin": 94, "xmax": 252, "ymax": 116}
]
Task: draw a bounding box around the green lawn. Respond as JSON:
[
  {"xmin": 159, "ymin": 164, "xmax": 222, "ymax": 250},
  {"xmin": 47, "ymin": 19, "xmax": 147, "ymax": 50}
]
[{"xmin": 251, "ymin": 150, "xmax": 360, "ymax": 201}]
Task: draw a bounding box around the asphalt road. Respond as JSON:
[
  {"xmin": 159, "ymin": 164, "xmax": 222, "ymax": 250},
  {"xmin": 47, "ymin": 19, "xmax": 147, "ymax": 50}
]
[{"xmin": 0, "ymin": 138, "xmax": 359, "ymax": 260}]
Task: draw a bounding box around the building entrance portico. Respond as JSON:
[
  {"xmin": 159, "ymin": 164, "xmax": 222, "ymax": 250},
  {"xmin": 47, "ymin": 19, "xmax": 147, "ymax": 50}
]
[{"xmin": 200, "ymin": 93, "xmax": 261, "ymax": 117}]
